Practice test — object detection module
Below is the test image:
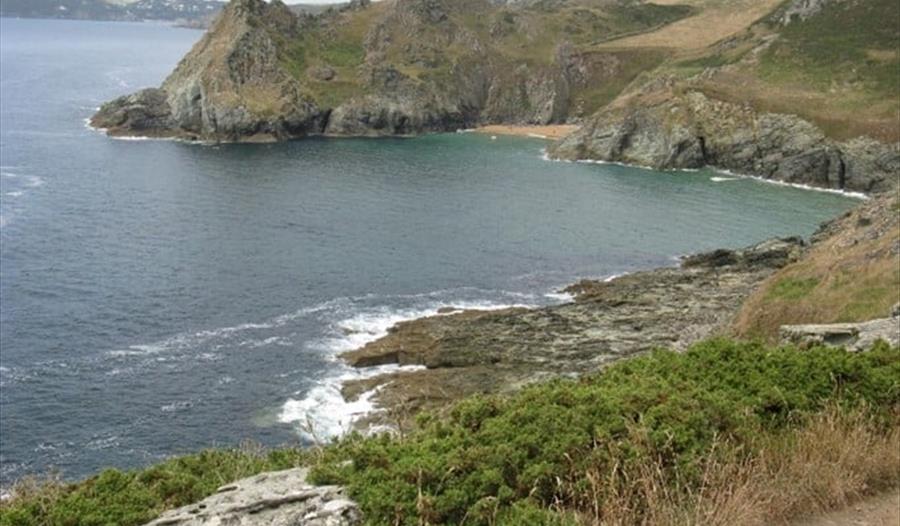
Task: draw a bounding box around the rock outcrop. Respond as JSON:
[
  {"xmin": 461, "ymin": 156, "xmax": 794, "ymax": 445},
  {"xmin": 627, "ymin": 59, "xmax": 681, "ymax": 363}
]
[
  {"xmin": 91, "ymin": 0, "xmax": 691, "ymax": 142},
  {"xmin": 780, "ymin": 315, "xmax": 900, "ymax": 352},
  {"xmin": 143, "ymin": 468, "xmax": 361, "ymax": 526},
  {"xmin": 93, "ymin": 0, "xmax": 327, "ymax": 142},
  {"xmin": 340, "ymin": 237, "xmax": 806, "ymax": 427},
  {"xmin": 549, "ymin": 89, "xmax": 900, "ymax": 194}
]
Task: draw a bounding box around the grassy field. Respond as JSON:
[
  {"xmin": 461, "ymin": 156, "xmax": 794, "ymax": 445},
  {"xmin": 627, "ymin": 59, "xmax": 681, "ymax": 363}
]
[{"xmin": 3, "ymin": 339, "xmax": 898, "ymax": 526}]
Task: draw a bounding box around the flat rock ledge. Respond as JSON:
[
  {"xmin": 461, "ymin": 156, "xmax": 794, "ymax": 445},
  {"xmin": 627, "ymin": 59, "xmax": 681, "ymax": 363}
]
[
  {"xmin": 143, "ymin": 468, "xmax": 361, "ymax": 526},
  {"xmin": 339, "ymin": 237, "xmax": 806, "ymax": 429},
  {"xmin": 781, "ymin": 311, "xmax": 900, "ymax": 352}
]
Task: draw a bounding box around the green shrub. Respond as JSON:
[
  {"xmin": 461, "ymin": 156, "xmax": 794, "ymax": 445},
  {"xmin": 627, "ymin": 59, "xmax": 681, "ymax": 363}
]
[
  {"xmin": 308, "ymin": 340, "xmax": 899, "ymax": 525},
  {"xmin": 0, "ymin": 447, "xmax": 309, "ymax": 526},
  {"xmin": 3, "ymin": 340, "xmax": 897, "ymax": 526}
]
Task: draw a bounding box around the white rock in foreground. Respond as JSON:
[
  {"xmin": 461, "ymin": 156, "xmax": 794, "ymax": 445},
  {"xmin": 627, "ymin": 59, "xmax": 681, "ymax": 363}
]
[
  {"xmin": 144, "ymin": 468, "xmax": 361, "ymax": 526},
  {"xmin": 781, "ymin": 313, "xmax": 900, "ymax": 352}
]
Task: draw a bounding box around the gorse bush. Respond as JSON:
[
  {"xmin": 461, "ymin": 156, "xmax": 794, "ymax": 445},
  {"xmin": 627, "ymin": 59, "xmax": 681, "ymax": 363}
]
[
  {"xmin": 2, "ymin": 339, "xmax": 898, "ymax": 526},
  {"xmin": 0, "ymin": 446, "xmax": 309, "ymax": 526},
  {"xmin": 308, "ymin": 340, "xmax": 899, "ymax": 525}
]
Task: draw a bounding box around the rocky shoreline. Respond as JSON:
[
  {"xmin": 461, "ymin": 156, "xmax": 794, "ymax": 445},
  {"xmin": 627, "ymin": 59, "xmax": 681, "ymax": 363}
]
[
  {"xmin": 334, "ymin": 190, "xmax": 900, "ymax": 433},
  {"xmin": 337, "ymin": 237, "xmax": 809, "ymax": 431},
  {"xmin": 548, "ymin": 88, "xmax": 900, "ymax": 194}
]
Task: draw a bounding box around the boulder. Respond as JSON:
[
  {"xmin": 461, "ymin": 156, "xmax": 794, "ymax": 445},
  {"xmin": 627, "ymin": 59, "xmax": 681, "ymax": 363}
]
[
  {"xmin": 143, "ymin": 468, "xmax": 361, "ymax": 526},
  {"xmin": 780, "ymin": 315, "xmax": 900, "ymax": 352}
]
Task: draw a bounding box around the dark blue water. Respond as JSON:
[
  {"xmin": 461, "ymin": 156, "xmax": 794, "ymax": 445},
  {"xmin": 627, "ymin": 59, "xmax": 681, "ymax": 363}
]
[{"xmin": 0, "ymin": 18, "xmax": 858, "ymax": 484}]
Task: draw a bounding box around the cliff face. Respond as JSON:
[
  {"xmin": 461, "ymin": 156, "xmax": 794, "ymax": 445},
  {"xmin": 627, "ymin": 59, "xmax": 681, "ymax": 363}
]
[
  {"xmin": 92, "ymin": 0, "xmax": 899, "ymax": 194},
  {"xmin": 91, "ymin": 0, "xmax": 690, "ymax": 141},
  {"xmin": 549, "ymin": 0, "xmax": 900, "ymax": 194},
  {"xmin": 92, "ymin": 0, "xmax": 327, "ymax": 142},
  {"xmin": 549, "ymin": 89, "xmax": 900, "ymax": 194}
]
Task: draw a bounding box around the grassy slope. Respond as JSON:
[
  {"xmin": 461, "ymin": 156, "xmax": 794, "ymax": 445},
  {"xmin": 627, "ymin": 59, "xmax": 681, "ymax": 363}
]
[
  {"xmin": 683, "ymin": 0, "xmax": 900, "ymax": 142},
  {"xmin": 734, "ymin": 194, "xmax": 900, "ymax": 340},
  {"xmin": 2, "ymin": 339, "xmax": 898, "ymax": 526},
  {"xmin": 271, "ymin": 0, "xmax": 692, "ymax": 116}
]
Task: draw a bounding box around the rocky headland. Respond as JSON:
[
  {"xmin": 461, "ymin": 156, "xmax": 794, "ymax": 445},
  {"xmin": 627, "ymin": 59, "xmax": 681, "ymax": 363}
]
[
  {"xmin": 90, "ymin": 0, "xmax": 900, "ymax": 194},
  {"xmin": 549, "ymin": 88, "xmax": 900, "ymax": 194},
  {"xmin": 92, "ymin": 0, "xmax": 693, "ymax": 142}
]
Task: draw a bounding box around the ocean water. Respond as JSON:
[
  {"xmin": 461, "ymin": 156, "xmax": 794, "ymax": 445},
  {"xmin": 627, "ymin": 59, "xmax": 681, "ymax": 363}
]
[{"xmin": 0, "ymin": 18, "xmax": 859, "ymax": 484}]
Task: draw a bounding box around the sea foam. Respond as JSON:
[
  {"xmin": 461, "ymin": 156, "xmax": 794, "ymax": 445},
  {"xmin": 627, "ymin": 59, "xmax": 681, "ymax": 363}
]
[{"xmin": 278, "ymin": 299, "xmax": 533, "ymax": 439}]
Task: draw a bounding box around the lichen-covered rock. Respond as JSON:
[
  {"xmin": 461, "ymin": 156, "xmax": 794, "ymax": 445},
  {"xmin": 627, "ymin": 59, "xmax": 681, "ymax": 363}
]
[{"xmin": 143, "ymin": 468, "xmax": 361, "ymax": 526}]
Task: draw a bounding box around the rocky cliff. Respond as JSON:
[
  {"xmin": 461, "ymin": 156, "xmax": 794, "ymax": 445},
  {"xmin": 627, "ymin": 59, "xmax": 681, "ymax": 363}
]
[
  {"xmin": 549, "ymin": 88, "xmax": 900, "ymax": 194},
  {"xmin": 91, "ymin": 0, "xmax": 692, "ymax": 141},
  {"xmin": 548, "ymin": 0, "xmax": 900, "ymax": 194},
  {"xmin": 92, "ymin": 0, "xmax": 899, "ymax": 193}
]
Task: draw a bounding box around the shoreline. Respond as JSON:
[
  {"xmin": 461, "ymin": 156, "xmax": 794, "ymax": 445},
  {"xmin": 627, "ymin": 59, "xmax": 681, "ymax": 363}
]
[
  {"xmin": 335, "ymin": 237, "xmax": 810, "ymax": 432},
  {"xmin": 471, "ymin": 124, "xmax": 579, "ymax": 140},
  {"xmin": 540, "ymin": 149, "xmax": 872, "ymax": 200}
]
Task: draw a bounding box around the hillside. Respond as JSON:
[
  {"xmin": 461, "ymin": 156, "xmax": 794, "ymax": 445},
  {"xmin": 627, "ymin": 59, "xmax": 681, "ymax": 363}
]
[
  {"xmin": 89, "ymin": 0, "xmax": 695, "ymax": 140},
  {"xmin": 734, "ymin": 192, "xmax": 900, "ymax": 340},
  {"xmin": 90, "ymin": 0, "xmax": 899, "ymax": 194},
  {"xmin": 549, "ymin": 0, "xmax": 900, "ymax": 193}
]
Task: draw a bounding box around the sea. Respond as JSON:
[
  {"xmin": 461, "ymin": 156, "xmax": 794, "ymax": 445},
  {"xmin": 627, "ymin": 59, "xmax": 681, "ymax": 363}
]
[{"xmin": 0, "ymin": 17, "xmax": 859, "ymax": 484}]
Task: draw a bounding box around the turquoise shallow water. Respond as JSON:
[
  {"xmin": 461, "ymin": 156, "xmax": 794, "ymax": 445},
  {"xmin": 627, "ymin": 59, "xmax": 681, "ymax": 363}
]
[{"xmin": 0, "ymin": 18, "xmax": 858, "ymax": 483}]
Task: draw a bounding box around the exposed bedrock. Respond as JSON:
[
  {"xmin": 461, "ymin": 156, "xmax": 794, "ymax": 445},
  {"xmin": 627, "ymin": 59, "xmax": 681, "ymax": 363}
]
[
  {"xmin": 339, "ymin": 237, "xmax": 806, "ymax": 426},
  {"xmin": 91, "ymin": 0, "xmax": 653, "ymax": 142},
  {"xmin": 549, "ymin": 90, "xmax": 900, "ymax": 194}
]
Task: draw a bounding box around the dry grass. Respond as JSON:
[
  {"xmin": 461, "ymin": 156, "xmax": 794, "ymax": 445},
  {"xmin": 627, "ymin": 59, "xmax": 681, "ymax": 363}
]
[
  {"xmin": 696, "ymin": 73, "xmax": 900, "ymax": 143},
  {"xmin": 577, "ymin": 408, "xmax": 900, "ymax": 526},
  {"xmin": 734, "ymin": 195, "xmax": 900, "ymax": 340},
  {"xmin": 595, "ymin": 0, "xmax": 783, "ymax": 51}
]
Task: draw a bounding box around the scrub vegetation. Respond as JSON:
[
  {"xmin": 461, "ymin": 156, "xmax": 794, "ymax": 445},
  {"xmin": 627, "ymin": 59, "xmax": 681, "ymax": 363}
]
[{"xmin": 3, "ymin": 339, "xmax": 898, "ymax": 526}]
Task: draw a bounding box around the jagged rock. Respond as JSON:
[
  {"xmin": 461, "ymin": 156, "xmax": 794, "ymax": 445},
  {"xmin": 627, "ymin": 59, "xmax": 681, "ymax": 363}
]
[
  {"xmin": 550, "ymin": 90, "xmax": 900, "ymax": 194},
  {"xmin": 143, "ymin": 468, "xmax": 361, "ymax": 526},
  {"xmin": 93, "ymin": 0, "xmax": 327, "ymax": 142},
  {"xmin": 683, "ymin": 237, "xmax": 805, "ymax": 269},
  {"xmin": 777, "ymin": 0, "xmax": 832, "ymax": 25}
]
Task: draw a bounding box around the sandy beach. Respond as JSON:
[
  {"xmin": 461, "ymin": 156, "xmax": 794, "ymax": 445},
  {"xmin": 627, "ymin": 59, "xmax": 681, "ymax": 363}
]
[{"xmin": 473, "ymin": 124, "xmax": 579, "ymax": 140}]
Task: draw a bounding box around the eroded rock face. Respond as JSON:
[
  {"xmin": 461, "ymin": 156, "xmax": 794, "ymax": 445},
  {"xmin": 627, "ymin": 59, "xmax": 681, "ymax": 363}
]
[
  {"xmin": 143, "ymin": 468, "xmax": 361, "ymax": 526},
  {"xmin": 93, "ymin": 0, "xmax": 327, "ymax": 142},
  {"xmin": 91, "ymin": 0, "xmax": 670, "ymax": 142},
  {"xmin": 550, "ymin": 90, "xmax": 900, "ymax": 194}
]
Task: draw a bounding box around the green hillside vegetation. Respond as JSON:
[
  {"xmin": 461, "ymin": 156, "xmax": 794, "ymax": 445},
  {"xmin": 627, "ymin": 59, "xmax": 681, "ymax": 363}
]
[
  {"xmin": 759, "ymin": 0, "xmax": 900, "ymax": 98},
  {"xmin": 3, "ymin": 339, "xmax": 898, "ymax": 526},
  {"xmin": 269, "ymin": 0, "xmax": 693, "ymax": 115},
  {"xmin": 677, "ymin": 0, "xmax": 900, "ymax": 141},
  {"xmin": 735, "ymin": 195, "xmax": 900, "ymax": 340}
]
